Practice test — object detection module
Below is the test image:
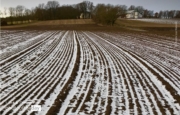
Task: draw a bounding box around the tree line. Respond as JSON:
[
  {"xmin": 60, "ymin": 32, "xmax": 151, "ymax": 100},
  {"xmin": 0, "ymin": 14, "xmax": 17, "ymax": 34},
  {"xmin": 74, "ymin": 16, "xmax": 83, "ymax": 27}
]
[
  {"xmin": 0, "ymin": 1, "xmax": 94, "ymax": 25},
  {"xmin": 155, "ymin": 10, "xmax": 180, "ymax": 18},
  {"xmin": 0, "ymin": 1, "xmax": 180, "ymax": 26}
]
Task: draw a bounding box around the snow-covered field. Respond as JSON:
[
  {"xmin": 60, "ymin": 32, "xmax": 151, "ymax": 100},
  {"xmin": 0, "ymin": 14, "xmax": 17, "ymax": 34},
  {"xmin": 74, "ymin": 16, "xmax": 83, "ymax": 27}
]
[
  {"xmin": 131, "ymin": 19, "xmax": 180, "ymax": 24},
  {"xmin": 0, "ymin": 30, "xmax": 180, "ymax": 115}
]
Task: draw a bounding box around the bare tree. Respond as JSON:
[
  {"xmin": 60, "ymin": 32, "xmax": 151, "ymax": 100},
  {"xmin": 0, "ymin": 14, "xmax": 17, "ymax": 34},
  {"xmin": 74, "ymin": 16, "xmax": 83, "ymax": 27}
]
[
  {"xmin": 9, "ymin": 7, "xmax": 15, "ymax": 24},
  {"xmin": 76, "ymin": 1, "xmax": 93, "ymax": 19},
  {"xmin": 143, "ymin": 9, "xmax": 148, "ymax": 18},
  {"xmin": 128, "ymin": 5, "xmax": 135, "ymax": 10},
  {"xmin": 92, "ymin": 4, "xmax": 106, "ymax": 23},
  {"xmin": 86, "ymin": 1, "xmax": 93, "ymax": 18},
  {"xmin": 16, "ymin": 5, "xmax": 25, "ymax": 23},
  {"xmin": 30, "ymin": 8, "xmax": 36, "ymax": 20},
  {"xmin": 143, "ymin": 9, "xmax": 153, "ymax": 18},
  {"xmin": 106, "ymin": 4, "xmax": 119, "ymax": 26},
  {"xmin": 135, "ymin": 6, "xmax": 144, "ymax": 14},
  {"xmin": 168, "ymin": 10, "xmax": 176, "ymax": 18},
  {"xmin": 159, "ymin": 11, "xmax": 163, "ymax": 18},
  {"xmin": 93, "ymin": 4, "xmax": 119, "ymax": 26},
  {"xmin": 35, "ymin": 3, "xmax": 45, "ymax": 20},
  {"xmin": 25, "ymin": 9, "xmax": 31, "ymax": 22},
  {"xmin": 172, "ymin": 10, "xmax": 176, "ymax": 18},
  {"xmin": 77, "ymin": 2, "xmax": 87, "ymax": 18},
  {"xmin": 175, "ymin": 10, "xmax": 180, "ymax": 18},
  {"xmin": 46, "ymin": 1, "xmax": 59, "ymax": 9},
  {"xmin": 118, "ymin": 5, "xmax": 127, "ymax": 11},
  {"xmin": 4, "ymin": 7, "xmax": 7, "ymax": 18},
  {"xmin": 116, "ymin": 5, "xmax": 127, "ymax": 18},
  {"xmin": 149, "ymin": 10, "xmax": 154, "ymax": 18},
  {"xmin": 15, "ymin": 6, "xmax": 18, "ymax": 23},
  {"xmin": 163, "ymin": 10, "xmax": 168, "ymax": 18},
  {"xmin": 46, "ymin": 1, "xmax": 59, "ymax": 20},
  {"xmin": 154, "ymin": 12, "xmax": 158, "ymax": 18}
]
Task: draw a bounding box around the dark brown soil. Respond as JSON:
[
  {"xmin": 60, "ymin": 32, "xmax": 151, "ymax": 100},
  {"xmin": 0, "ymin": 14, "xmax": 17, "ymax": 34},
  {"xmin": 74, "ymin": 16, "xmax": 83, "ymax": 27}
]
[{"xmin": 1, "ymin": 24, "xmax": 120, "ymax": 31}]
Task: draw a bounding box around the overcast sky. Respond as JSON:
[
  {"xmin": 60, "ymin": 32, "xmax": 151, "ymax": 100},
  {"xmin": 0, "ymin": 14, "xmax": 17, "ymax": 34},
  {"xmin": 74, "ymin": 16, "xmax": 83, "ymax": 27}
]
[{"xmin": 0, "ymin": 0, "xmax": 180, "ymax": 16}]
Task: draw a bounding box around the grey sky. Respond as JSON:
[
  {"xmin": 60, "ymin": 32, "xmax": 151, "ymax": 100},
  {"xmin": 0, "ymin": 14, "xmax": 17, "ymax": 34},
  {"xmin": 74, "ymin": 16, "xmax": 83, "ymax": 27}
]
[{"xmin": 0, "ymin": 0, "xmax": 180, "ymax": 16}]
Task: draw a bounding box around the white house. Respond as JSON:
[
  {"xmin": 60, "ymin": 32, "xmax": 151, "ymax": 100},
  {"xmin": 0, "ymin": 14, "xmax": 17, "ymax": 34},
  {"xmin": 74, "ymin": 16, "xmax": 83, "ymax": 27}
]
[
  {"xmin": 126, "ymin": 10, "xmax": 142, "ymax": 19},
  {"xmin": 80, "ymin": 12, "xmax": 91, "ymax": 19},
  {"xmin": 80, "ymin": 13, "xmax": 84, "ymax": 19}
]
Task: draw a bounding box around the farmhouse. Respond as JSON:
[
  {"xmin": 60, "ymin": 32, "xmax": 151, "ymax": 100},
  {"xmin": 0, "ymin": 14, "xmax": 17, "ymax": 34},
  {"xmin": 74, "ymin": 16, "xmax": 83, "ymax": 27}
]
[
  {"xmin": 126, "ymin": 10, "xmax": 142, "ymax": 19},
  {"xmin": 80, "ymin": 12, "xmax": 91, "ymax": 19}
]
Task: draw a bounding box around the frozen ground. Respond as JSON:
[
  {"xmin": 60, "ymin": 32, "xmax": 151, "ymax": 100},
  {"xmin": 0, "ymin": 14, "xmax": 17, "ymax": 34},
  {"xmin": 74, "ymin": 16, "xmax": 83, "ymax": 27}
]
[
  {"xmin": 131, "ymin": 19, "xmax": 180, "ymax": 24},
  {"xmin": 0, "ymin": 30, "xmax": 180, "ymax": 115}
]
